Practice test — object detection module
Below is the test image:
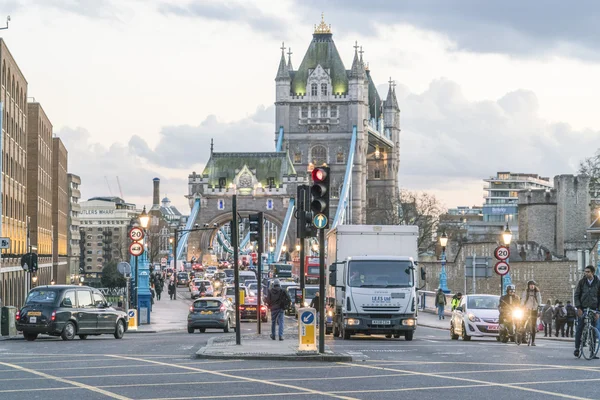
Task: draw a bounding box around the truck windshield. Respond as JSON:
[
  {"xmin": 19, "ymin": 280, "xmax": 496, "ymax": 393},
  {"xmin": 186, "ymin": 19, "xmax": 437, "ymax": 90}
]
[{"xmin": 347, "ymin": 260, "xmax": 414, "ymax": 288}]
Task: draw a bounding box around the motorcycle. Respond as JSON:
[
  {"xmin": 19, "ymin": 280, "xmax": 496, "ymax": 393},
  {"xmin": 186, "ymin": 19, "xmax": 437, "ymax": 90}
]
[{"xmin": 499, "ymin": 307, "xmax": 526, "ymax": 344}]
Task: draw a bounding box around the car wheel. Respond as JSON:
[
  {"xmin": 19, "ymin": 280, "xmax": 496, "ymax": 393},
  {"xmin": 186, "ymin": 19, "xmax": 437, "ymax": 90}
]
[
  {"xmin": 199, "ymin": 328, "xmax": 206, "ymax": 333},
  {"xmin": 385, "ymin": 334, "xmax": 392, "ymax": 339},
  {"xmin": 405, "ymin": 331, "xmax": 414, "ymax": 341},
  {"xmin": 61, "ymin": 321, "xmax": 76, "ymax": 341},
  {"xmin": 24, "ymin": 332, "xmax": 38, "ymax": 341},
  {"xmin": 394, "ymin": 333, "xmax": 401, "ymax": 338},
  {"xmin": 223, "ymin": 319, "xmax": 230, "ymax": 333},
  {"xmin": 462, "ymin": 323, "xmax": 471, "ymax": 341},
  {"xmin": 79, "ymin": 335, "xmax": 88, "ymax": 340},
  {"xmin": 450, "ymin": 323, "xmax": 459, "ymax": 340},
  {"xmin": 187, "ymin": 327, "xmax": 195, "ymax": 334},
  {"xmin": 114, "ymin": 320, "xmax": 125, "ymax": 339},
  {"xmin": 262, "ymin": 317, "xmax": 268, "ymax": 323}
]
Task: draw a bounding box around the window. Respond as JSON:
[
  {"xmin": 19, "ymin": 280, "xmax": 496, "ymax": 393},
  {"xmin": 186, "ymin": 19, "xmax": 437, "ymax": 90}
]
[
  {"xmin": 97, "ymin": 242, "xmax": 103, "ymax": 246},
  {"xmin": 267, "ymin": 177, "xmax": 275, "ymax": 188},
  {"xmin": 77, "ymin": 290, "xmax": 94, "ymax": 308},
  {"xmin": 61, "ymin": 291, "xmax": 77, "ymax": 308},
  {"xmin": 368, "ymin": 198, "xmax": 377, "ymax": 207},
  {"xmin": 330, "ymin": 105, "xmax": 338, "ymax": 118},
  {"xmin": 97, "ymin": 228, "xmax": 103, "ymax": 232},
  {"xmin": 86, "ymin": 265, "xmax": 92, "ymax": 270},
  {"xmin": 97, "ymin": 235, "xmax": 103, "ymax": 239},
  {"xmin": 93, "ymin": 292, "xmax": 107, "ymax": 307},
  {"xmin": 113, "ymin": 227, "xmax": 119, "ymax": 231},
  {"xmin": 86, "ymin": 235, "xmax": 92, "ymax": 240},
  {"xmin": 321, "ymin": 83, "xmax": 327, "ymax": 96},
  {"xmin": 301, "ymin": 106, "xmax": 308, "ymax": 118},
  {"xmin": 310, "ymin": 106, "xmax": 317, "ymax": 118},
  {"xmin": 86, "ymin": 257, "xmax": 92, "ymax": 262},
  {"xmin": 97, "ymin": 257, "xmax": 103, "ymax": 262},
  {"xmin": 218, "ymin": 177, "xmax": 226, "ymax": 188},
  {"xmin": 319, "ymin": 106, "xmax": 326, "ymax": 118},
  {"xmin": 87, "ymin": 243, "xmax": 91, "ymax": 247},
  {"xmin": 336, "ymin": 151, "xmax": 345, "ymax": 164},
  {"xmin": 86, "ymin": 250, "xmax": 92, "ymax": 255},
  {"xmin": 294, "ymin": 152, "xmax": 302, "ymax": 164},
  {"xmin": 374, "ymin": 169, "xmax": 381, "ymax": 179},
  {"xmin": 311, "ymin": 83, "xmax": 318, "ymax": 96},
  {"xmin": 311, "ymin": 145, "xmax": 327, "ymax": 165}
]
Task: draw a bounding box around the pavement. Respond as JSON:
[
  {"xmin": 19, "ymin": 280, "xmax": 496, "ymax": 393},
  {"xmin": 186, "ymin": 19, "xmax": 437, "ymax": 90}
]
[
  {"xmin": 130, "ymin": 288, "xmax": 193, "ymax": 334},
  {"xmin": 418, "ymin": 308, "xmax": 574, "ymax": 342}
]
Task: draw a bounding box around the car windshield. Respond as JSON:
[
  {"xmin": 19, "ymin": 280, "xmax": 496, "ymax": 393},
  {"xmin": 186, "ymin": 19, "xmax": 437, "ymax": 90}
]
[
  {"xmin": 467, "ymin": 296, "xmax": 499, "ymax": 310},
  {"xmin": 347, "ymin": 260, "xmax": 414, "ymax": 288},
  {"xmin": 226, "ymin": 287, "xmax": 235, "ymax": 296},
  {"xmin": 25, "ymin": 290, "xmax": 57, "ymax": 305},
  {"xmin": 193, "ymin": 300, "xmax": 221, "ymax": 309},
  {"xmin": 177, "ymin": 273, "xmax": 188, "ymax": 278},
  {"xmin": 224, "ymin": 269, "xmax": 234, "ymax": 277}
]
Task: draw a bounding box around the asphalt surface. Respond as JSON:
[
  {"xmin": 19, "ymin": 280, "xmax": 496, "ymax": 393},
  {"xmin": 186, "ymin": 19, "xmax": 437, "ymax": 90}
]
[{"xmin": 1, "ymin": 288, "xmax": 599, "ymax": 400}]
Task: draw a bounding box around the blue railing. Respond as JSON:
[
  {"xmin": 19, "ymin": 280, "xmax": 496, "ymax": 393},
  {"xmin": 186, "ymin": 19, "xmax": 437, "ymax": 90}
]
[
  {"xmin": 332, "ymin": 125, "xmax": 357, "ymax": 229},
  {"xmin": 275, "ymin": 126, "xmax": 284, "ymax": 152},
  {"xmin": 274, "ymin": 198, "xmax": 295, "ymax": 261},
  {"xmin": 176, "ymin": 198, "xmax": 201, "ymax": 260}
]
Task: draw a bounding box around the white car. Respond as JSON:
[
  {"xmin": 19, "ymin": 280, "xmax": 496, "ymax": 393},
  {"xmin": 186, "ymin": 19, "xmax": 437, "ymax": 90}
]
[
  {"xmin": 450, "ymin": 294, "xmax": 500, "ymax": 341},
  {"xmin": 205, "ymin": 267, "xmax": 218, "ymax": 279}
]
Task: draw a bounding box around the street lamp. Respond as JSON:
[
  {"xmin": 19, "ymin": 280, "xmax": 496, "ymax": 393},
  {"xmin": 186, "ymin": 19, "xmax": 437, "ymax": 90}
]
[
  {"xmin": 502, "ymin": 224, "xmax": 513, "ymax": 295},
  {"xmin": 50, "ymin": 279, "xmax": 55, "ymax": 285},
  {"xmin": 438, "ymin": 231, "xmax": 450, "ymax": 294},
  {"xmin": 139, "ymin": 206, "xmax": 149, "ymax": 229},
  {"xmin": 295, "ymin": 243, "xmax": 301, "ymax": 252}
]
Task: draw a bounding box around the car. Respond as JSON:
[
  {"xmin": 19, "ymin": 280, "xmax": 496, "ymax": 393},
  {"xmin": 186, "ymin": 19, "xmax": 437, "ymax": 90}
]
[
  {"xmin": 284, "ymin": 285, "xmax": 300, "ymax": 315},
  {"xmin": 191, "ymin": 279, "xmax": 213, "ymax": 299},
  {"xmin": 450, "ymin": 294, "xmax": 501, "ymax": 341},
  {"xmin": 223, "ymin": 269, "xmax": 234, "ymax": 279},
  {"xmin": 176, "ymin": 272, "xmax": 190, "ymax": 287},
  {"xmin": 223, "ymin": 286, "xmax": 237, "ymax": 306},
  {"xmin": 239, "ymin": 296, "xmax": 268, "ymax": 322},
  {"xmin": 245, "ymin": 282, "xmax": 257, "ymax": 297},
  {"xmin": 187, "ymin": 297, "xmax": 236, "ymax": 333},
  {"xmin": 205, "ymin": 266, "xmax": 218, "ymax": 279},
  {"xmin": 239, "ymin": 271, "xmax": 257, "ymax": 286},
  {"xmin": 294, "ymin": 285, "xmax": 320, "ymax": 317},
  {"xmin": 16, "ymin": 285, "xmax": 128, "ymax": 341},
  {"xmin": 213, "ymin": 271, "xmax": 227, "ymax": 281}
]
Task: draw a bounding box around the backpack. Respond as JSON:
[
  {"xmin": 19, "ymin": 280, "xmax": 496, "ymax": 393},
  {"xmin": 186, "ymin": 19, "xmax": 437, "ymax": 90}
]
[
  {"xmin": 280, "ymin": 291, "xmax": 291, "ymax": 309},
  {"xmin": 556, "ymin": 306, "xmax": 566, "ymax": 319},
  {"xmin": 566, "ymin": 305, "xmax": 576, "ymax": 318}
]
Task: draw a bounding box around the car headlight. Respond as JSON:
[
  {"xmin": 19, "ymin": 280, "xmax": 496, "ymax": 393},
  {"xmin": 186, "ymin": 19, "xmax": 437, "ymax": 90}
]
[
  {"xmin": 468, "ymin": 313, "xmax": 481, "ymax": 322},
  {"xmin": 345, "ymin": 318, "xmax": 360, "ymax": 326},
  {"xmin": 327, "ymin": 310, "xmax": 333, "ymax": 317},
  {"xmin": 402, "ymin": 319, "xmax": 416, "ymax": 326},
  {"xmin": 304, "ymin": 301, "xmax": 309, "ymax": 307},
  {"xmin": 512, "ymin": 308, "xmax": 524, "ymax": 319}
]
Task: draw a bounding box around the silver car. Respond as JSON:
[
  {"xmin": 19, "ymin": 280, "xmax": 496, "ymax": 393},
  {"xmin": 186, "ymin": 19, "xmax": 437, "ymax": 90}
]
[
  {"xmin": 191, "ymin": 279, "xmax": 213, "ymax": 299},
  {"xmin": 187, "ymin": 297, "xmax": 236, "ymax": 333}
]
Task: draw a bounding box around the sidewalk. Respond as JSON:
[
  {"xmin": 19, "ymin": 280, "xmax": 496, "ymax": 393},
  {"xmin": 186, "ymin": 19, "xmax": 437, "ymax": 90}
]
[
  {"xmin": 131, "ymin": 289, "xmax": 193, "ymax": 334},
  {"xmin": 196, "ymin": 318, "xmax": 352, "ymax": 362},
  {"xmin": 418, "ymin": 309, "xmax": 574, "ymax": 342}
]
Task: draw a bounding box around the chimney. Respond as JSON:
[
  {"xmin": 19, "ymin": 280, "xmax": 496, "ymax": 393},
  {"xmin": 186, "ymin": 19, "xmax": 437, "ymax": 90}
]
[{"xmin": 153, "ymin": 178, "xmax": 160, "ymax": 207}]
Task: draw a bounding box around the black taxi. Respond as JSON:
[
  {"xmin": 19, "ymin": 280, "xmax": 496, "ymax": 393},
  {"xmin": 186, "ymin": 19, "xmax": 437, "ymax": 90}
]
[{"xmin": 16, "ymin": 285, "xmax": 128, "ymax": 341}]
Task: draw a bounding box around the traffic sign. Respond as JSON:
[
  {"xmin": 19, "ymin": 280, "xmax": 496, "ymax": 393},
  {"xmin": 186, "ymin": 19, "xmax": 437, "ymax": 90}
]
[
  {"xmin": 301, "ymin": 311, "xmax": 315, "ymax": 324},
  {"xmin": 494, "ymin": 261, "xmax": 510, "ymax": 276},
  {"xmin": 129, "ymin": 227, "xmax": 144, "ymax": 241},
  {"xmin": 129, "ymin": 242, "xmax": 144, "ymax": 256},
  {"xmin": 313, "ymin": 213, "xmax": 327, "ymax": 229},
  {"xmin": 117, "ymin": 262, "xmax": 132, "ymax": 276},
  {"xmin": 494, "ymin": 246, "xmax": 510, "ymax": 261},
  {"xmin": 0, "ymin": 237, "xmax": 10, "ymax": 249}
]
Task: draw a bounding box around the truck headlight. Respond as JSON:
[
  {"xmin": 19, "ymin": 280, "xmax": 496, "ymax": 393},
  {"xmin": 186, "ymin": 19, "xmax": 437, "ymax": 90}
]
[
  {"xmin": 304, "ymin": 301, "xmax": 309, "ymax": 307},
  {"xmin": 468, "ymin": 313, "xmax": 481, "ymax": 322},
  {"xmin": 345, "ymin": 318, "xmax": 360, "ymax": 326},
  {"xmin": 327, "ymin": 310, "xmax": 333, "ymax": 317},
  {"xmin": 402, "ymin": 319, "xmax": 416, "ymax": 326}
]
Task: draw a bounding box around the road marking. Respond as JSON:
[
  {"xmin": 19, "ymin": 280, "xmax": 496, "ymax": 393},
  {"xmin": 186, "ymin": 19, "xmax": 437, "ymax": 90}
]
[
  {"xmin": 147, "ymin": 392, "xmax": 311, "ymax": 399},
  {"xmin": 0, "ymin": 361, "xmax": 131, "ymax": 400},
  {"xmin": 338, "ymin": 362, "xmax": 594, "ymax": 400},
  {"xmin": 108, "ymin": 355, "xmax": 360, "ymax": 400},
  {"xmin": 0, "ymin": 387, "xmax": 81, "ymax": 393}
]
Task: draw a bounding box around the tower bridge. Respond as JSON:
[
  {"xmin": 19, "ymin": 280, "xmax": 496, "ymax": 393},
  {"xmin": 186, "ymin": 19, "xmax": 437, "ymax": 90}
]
[{"xmin": 179, "ymin": 15, "xmax": 401, "ymax": 263}]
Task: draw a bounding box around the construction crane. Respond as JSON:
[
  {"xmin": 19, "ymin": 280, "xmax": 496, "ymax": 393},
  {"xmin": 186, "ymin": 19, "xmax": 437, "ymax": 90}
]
[
  {"xmin": 116, "ymin": 176, "xmax": 124, "ymax": 199},
  {"xmin": 104, "ymin": 176, "xmax": 113, "ymax": 196}
]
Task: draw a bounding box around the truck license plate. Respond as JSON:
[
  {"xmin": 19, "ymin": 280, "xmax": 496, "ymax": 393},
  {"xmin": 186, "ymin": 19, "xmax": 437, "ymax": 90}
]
[{"xmin": 372, "ymin": 320, "xmax": 391, "ymax": 325}]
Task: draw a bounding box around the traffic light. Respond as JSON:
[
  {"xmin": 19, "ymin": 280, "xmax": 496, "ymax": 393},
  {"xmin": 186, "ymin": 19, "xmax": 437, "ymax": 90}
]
[
  {"xmin": 303, "ymin": 211, "xmax": 316, "ymax": 238},
  {"xmin": 310, "ymin": 166, "xmax": 330, "ymax": 228},
  {"xmin": 248, "ymin": 212, "xmax": 264, "ymax": 252}
]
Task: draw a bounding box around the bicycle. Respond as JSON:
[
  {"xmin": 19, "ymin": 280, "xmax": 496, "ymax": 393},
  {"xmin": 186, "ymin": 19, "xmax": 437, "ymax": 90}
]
[
  {"xmin": 515, "ymin": 310, "xmax": 533, "ymax": 346},
  {"xmin": 577, "ymin": 308, "xmax": 600, "ymax": 360}
]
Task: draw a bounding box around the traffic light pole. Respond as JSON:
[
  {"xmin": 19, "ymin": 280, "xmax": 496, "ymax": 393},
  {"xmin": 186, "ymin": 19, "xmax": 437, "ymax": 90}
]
[
  {"xmin": 232, "ymin": 195, "xmax": 241, "ymax": 345},
  {"xmin": 318, "ymin": 227, "xmax": 325, "ymax": 354}
]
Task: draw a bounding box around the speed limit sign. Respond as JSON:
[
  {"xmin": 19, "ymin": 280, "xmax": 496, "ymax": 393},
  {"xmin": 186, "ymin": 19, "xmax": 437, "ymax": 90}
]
[
  {"xmin": 129, "ymin": 242, "xmax": 144, "ymax": 256},
  {"xmin": 129, "ymin": 227, "xmax": 144, "ymax": 242},
  {"xmin": 494, "ymin": 246, "xmax": 510, "ymax": 261}
]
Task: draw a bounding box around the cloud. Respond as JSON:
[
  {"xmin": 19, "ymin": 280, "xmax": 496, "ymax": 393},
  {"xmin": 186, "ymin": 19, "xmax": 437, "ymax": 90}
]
[
  {"xmin": 296, "ymin": 0, "xmax": 600, "ymax": 59},
  {"xmin": 128, "ymin": 105, "xmax": 276, "ymax": 169},
  {"xmin": 1, "ymin": 0, "xmax": 122, "ymax": 19},
  {"xmin": 158, "ymin": 1, "xmax": 287, "ymax": 37}
]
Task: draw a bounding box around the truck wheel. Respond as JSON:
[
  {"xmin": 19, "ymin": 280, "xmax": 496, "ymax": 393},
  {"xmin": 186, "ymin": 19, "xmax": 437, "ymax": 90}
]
[
  {"xmin": 405, "ymin": 331, "xmax": 414, "ymax": 341},
  {"xmin": 393, "ymin": 334, "xmax": 400, "ymax": 338}
]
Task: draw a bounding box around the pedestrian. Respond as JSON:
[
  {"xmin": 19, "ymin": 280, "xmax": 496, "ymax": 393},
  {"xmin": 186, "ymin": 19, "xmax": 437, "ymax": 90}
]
[
  {"xmin": 451, "ymin": 292, "xmax": 463, "ymax": 311},
  {"xmin": 435, "ymin": 288, "xmax": 447, "ymax": 320},
  {"xmin": 565, "ymin": 300, "xmax": 576, "ymax": 338},
  {"xmin": 310, "ymin": 291, "xmax": 321, "ymax": 321},
  {"xmin": 574, "ymin": 265, "xmax": 600, "ymax": 358},
  {"xmin": 155, "ymin": 279, "xmax": 163, "ymax": 301},
  {"xmin": 168, "ymin": 280, "xmax": 176, "ymax": 300},
  {"xmin": 541, "ymin": 300, "xmax": 554, "ymax": 337},
  {"xmin": 521, "ymin": 280, "xmax": 542, "ymax": 346},
  {"xmin": 554, "ymin": 301, "xmax": 566, "ymax": 338},
  {"xmin": 265, "ymin": 279, "xmax": 291, "ymax": 341}
]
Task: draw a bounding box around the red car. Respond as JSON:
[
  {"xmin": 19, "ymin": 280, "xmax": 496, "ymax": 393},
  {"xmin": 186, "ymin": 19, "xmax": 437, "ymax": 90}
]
[{"xmin": 239, "ymin": 297, "xmax": 268, "ymax": 322}]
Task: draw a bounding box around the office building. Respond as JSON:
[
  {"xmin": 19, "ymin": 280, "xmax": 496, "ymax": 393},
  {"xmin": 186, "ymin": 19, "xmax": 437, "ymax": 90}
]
[
  {"xmin": 67, "ymin": 173, "xmax": 81, "ymax": 280},
  {"xmin": 52, "ymin": 137, "xmax": 68, "ymax": 283}
]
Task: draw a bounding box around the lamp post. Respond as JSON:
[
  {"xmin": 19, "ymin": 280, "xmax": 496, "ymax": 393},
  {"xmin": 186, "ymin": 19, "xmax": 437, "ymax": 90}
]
[
  {"xmin": 134, "ymin": 206, "xmax": 150, "ymax": 320},
  {"xmin": 501, "ymin": 224, "xmax": 513, "ymax": 295},
  {"xmin": 439, "ymin": 232, "xmax": 450, "ymax": 294}
]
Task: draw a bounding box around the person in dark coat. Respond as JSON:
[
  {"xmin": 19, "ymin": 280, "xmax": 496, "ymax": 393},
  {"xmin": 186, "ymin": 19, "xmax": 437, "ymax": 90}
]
[
  {"xmin": 310, "ymin": 291, "xmax": 321, "ymax": 319},
  {"xmin": 155, "ymin": 278, "xmax": 163, "ymax": 301},
  {"xmin": 168, "ymin": 280, "xmax": 176, "ymax": 300},
  {"xmin": 541, "ymin": 300, "xmax": 553, "ymax": 337},
  {"xmin": 435, "ymin": 288, "xmax": 447, "ymax": 320},
  {"xmin": 266, "ymin": 279, "xmax": 290, "ymax": 341},
  {"xmin": 574, "ymin": 265, "xmax": 600, "ymax": 357}
]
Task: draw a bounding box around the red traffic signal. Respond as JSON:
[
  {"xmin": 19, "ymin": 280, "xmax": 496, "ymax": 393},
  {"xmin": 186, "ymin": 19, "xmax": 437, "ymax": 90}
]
[{"xmin": 312, "ymin": 167, "xmax": 328, "ymax": 183}]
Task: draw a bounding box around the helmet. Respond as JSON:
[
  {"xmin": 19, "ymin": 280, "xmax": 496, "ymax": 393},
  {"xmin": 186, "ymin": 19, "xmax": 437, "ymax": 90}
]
[
  {"xmin": 456, "ymin": 292, "xmax": 463, "ymax": 297},
  {"xmin": 506, "ymin": 285, "xmax": 516, "ymax": 293},
  {"xmin": 527, "ymin": 280, "xmax": 537, "ymax": 287}
]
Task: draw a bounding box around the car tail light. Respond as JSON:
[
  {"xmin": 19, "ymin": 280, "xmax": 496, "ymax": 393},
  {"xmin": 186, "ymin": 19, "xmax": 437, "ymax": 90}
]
[
  {"xmin": 15, "ymin": 310, "xmax": 20, "ymax": 321},
  {"xmin": 220, "ymin": 304, "xmax": 226, "ymax": 312},
  {"xmin": 51, "ymin": 311, "xmax": 56, "ymax": 322},
  {"xmin": 189, "ymin": 306, "xmax": 194, "ymax": 312},
  {"xmin": 239, "ymin": 305, "xmax": 245, "ymax": 310},
  {"xmin": 260, "ymin": 305, "xmax": 267, "ymax": 311}
]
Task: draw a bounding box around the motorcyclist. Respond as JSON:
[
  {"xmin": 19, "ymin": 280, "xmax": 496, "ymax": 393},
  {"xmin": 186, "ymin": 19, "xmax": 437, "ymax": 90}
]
[
  {"xmin": 199, "ymin": 282, "xmax": 207, "ymax": 297},
  {"xmin": 499, "ymin": 285, "xmax": 521, "ymax": 336}
]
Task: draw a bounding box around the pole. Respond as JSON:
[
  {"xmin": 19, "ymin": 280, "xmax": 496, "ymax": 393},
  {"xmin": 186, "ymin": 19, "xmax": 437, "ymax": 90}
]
[
  {"xmin": 135, "ymin": 255, "xmax": 139, "ymax": 325},
  {"xmin": 472, "ymin": 253, "xmax": 476, "ymax": 295},
  {"xmin": 257, "ymin": 247, "xmax": 263, "ymax": 334},
  {"xmin": 232, "ymin": 195, "xmax": 241, "ymax": 345},
  {"xmin": 173, "ymin": 229, "xmax": 178, "ymax": 272},
  {"xmin": 318, "ymin": 228, "xmax": 325, "ymax": 354},
  {"xmin": 300, "ymin": 237, "xmax": 305, "ymax": 302},
  {"xmin": 125, "ymin": 276, "xmax": 130, "ymax": 312}
]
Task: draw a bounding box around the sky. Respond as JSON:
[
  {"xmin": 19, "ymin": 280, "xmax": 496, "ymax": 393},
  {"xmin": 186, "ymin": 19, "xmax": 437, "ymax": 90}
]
[{"xmin": 1, "ymin": 0, "xmax": 600, "ymax": 214}]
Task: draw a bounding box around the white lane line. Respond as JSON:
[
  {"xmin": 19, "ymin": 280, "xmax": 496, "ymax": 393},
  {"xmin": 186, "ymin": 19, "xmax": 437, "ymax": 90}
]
[
  {"xmin": 108, "ymin": 355, "xmax": 359, "ymax": 400},
  {"xmin": 0, "ymin": 361, "xmax": 131, "ymax": 400},
  {"xmin": 338, "ymin": 362, "xmax": 593, "ymax": 400}
]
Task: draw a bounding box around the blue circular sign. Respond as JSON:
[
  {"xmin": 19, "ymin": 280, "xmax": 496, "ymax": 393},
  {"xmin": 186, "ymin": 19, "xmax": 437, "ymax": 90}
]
[
  {"xmin": 128, "ymin": 310, "xmax": 135, "ymax": 318},
  {"xmin": 301, "ymin": 311, "xmax": 315, "ymax": 325}
]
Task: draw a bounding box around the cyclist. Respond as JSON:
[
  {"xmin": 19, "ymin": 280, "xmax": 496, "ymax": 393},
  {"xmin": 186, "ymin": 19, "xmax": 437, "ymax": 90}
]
[
  {"xmin": 521, "ymin": 280, "xmax": 542, "ymax": 346},
  {"xmin": 499, "ymin": 285, "xmax": 520, "ymax": 336},
  {"xmin": 573, "ymin": 265, "xmax": 600, "ymax": 358}
]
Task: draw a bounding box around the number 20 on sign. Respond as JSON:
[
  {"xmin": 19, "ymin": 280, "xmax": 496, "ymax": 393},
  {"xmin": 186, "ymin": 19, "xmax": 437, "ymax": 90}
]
[
  {"xmin": 494, "ymin": 246, "xmax": 510, "ymax": 261},
  {"xmin": 129, "ymin": 227, "xmax": 144, "ymax": 241}
]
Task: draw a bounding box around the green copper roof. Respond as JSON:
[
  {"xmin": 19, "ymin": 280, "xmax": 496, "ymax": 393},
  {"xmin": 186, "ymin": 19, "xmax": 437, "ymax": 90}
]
[
  {"xmin": 291, "ymin": 33, "xmax": 348, "ymax": 95},
  {"xmin": 367, "ymin": 70, "xmax": 382, "ymax": 119},
  {"xmin": 201, "ymin": 152, "xmax": 297, "ymax": 187}
]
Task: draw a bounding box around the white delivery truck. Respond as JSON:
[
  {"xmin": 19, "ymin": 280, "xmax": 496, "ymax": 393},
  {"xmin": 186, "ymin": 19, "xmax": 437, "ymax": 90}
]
[{"xmin": 326, "ymin": 225, "xmax": 424, "ymax": 341}]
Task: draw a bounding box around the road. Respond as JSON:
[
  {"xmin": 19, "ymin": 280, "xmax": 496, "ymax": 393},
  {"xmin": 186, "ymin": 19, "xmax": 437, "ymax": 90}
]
[{"xmin": 0, "ymin": 288, "xmax": 597, "ymax": 400}]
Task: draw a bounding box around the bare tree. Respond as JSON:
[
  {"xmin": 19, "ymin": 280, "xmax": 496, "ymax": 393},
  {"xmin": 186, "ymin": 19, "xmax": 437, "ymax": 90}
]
[
  {"xmin": 579, "ymin": 149, "xmax": 600, "ymax": 204},
  {"xmin": 398, "ymin": 191, "xmax": 446, "ymax": 252}
]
